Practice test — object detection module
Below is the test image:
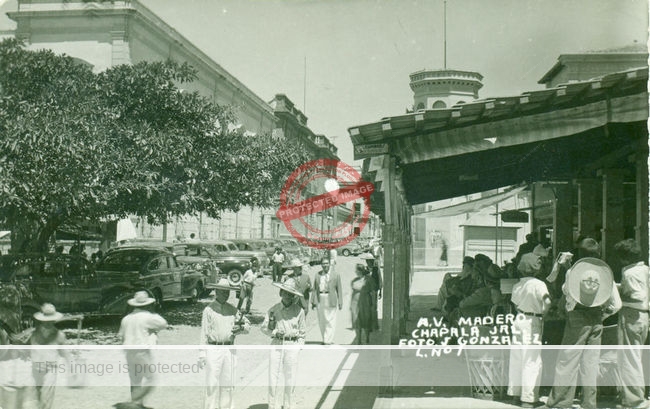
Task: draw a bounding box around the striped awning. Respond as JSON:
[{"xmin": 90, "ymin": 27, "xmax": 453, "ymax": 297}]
[
  {"xmin": 349, "ymin": 67, "xmax": 649, "ymax": 165},
  {"xmin": 414, "ymin": 184, "xmax": 528, "ymax": 218},
  {"xmin": 395, "ymin": 93, "xmax": 647, "ymax": 164},
  {"xmin": 349, "ymin": 66, "xmax": 649, "ymax": 206}
]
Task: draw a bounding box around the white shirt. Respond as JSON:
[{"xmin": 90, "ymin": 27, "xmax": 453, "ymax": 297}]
[
  {"xmin": 511, "ymin": 277, "xmax": 549, "ymax": 315},
  {"xmin": 272, "ymin": 252, "xmax": 285, "ymax": 263},
  {"xmin": 242, "ymin": 268, "xmax": 256, "ymax": 284},
  {"xmin": 119, "ymin": 310, "xmax": 167, "ymax": 346}
]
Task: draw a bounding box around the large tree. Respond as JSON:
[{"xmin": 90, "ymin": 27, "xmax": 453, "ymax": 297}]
[{"xmin": 0, "ymin": 38, "xmax": 310, "ymax": 251}]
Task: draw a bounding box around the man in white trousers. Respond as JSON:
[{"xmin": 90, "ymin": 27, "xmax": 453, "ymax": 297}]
[
  {"xmin": 507, "ymin": 253, "xmax": 551, "ymax": 408},
  {"xmin": 198, "ymin": 279, "xmax": 250, "ymax": 409},
  {"xmin": 311, "ymin": 257, "xmax": 343, "ymax": 344},
  {"xmin": 261, "ymin": 278, "xmax": 306, "ymax": 409}
]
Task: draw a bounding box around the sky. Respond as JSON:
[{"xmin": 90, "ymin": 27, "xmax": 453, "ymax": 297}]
[{"xmin": 5, "ymin": 0, "xmax": 649, "ymax": 164}]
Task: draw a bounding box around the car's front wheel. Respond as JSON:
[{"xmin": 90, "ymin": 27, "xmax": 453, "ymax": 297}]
[
  {"xmin": 342, "ymin": 249, "xmax": 351, "ymax": 257},
  {"xmin": 152, "ymin": 288, "xmax": 163, "ymax": 310},
  {"xmin": 227, "ymin": 270, "xmax": 243, "ymax": 287},
  {"xmin": 187, "ymin": 282, "xmax": 203, "ymax": 303}
]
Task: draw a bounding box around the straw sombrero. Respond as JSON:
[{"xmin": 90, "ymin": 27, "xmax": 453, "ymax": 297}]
[
  {"xmin": 359, "ymin": 253, "xmax": 375, "ymax": 260},
  {"xmin": 211, "ymin": 278, "xmax": 240, "ymax": 291},
  {"xmin": 566, "ymin": 257, "xmax": 614, "ymax": 307},
  {"xmin": 272, "ymin": 278, "xmax": 304, "ymax": 297},
  {"xmin": 34, "ymin": 303, "xmax": 63, "ymax": 322},
  {"xmin": 127, "ymin": 291, "xmax": 156, "ymax": 307}
]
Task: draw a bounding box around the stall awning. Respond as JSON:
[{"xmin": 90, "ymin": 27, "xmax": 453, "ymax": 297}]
[
  {"xmin": 414, "ymin": 185, "xmax": 528, "ymax": 218},
  {"xmin": 349, "ymin": 66, "xmax": 649, "ymax": 206}
]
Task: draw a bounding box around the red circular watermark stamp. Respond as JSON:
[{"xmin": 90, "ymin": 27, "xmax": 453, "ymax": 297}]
[{"xmin": 276, "ymin": 159, "xmax": 374, "ymax": 250}]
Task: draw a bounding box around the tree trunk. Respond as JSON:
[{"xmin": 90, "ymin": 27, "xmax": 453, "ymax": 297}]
[{"xmin": 32, "ymin": 215, "xmax": 64, "ymax": 252}]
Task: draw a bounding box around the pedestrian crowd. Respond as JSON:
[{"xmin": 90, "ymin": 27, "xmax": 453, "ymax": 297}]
[
  {"xmin": 0, "ymin": 244, "xmax": 385, "ymax": 409},
  {"xmin": 437, "ymin": 235, "xmax": 649, "ymax": 409}
]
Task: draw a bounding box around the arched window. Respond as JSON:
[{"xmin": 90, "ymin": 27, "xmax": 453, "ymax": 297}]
[
  {"xmin": 456, "ymin": 100, "xmax": 466, "ymax": 105},
  {"xmin": 432, "ymin": 100, "xmax": 447, "ymax": 109}
]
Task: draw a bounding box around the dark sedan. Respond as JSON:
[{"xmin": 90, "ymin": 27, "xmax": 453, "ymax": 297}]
[{"xmin": 95, "ymin": 247, "xmax": 205, "ymax": 305}]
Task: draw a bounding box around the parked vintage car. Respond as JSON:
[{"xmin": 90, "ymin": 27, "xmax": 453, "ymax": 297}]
[
  {"xmin": 228, "ymin": 239, "xmax": 271, "ymax": 273},
  {"xmin": 277, "ymin": 238, "xmax": 311, "ymax": 265},
  {"xmin": 181, "ymin": 241, "xmax": 251, "ymax": 286},
  {"xmin": 0, "ymin": 253, "xmax": 157, "ymax": 323},
  {"xmin": 336, "ymin": 242, "xmax": 364, "ymax": 257},
  {"xmin": 111, "ymin": 241, "xmax": 222, "ymax": 297},
  {"xmin": 95, "ymin": 247, "xmax": 206, "ymax": 305}
]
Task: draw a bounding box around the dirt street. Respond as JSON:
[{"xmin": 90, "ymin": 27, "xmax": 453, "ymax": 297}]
[{"xmin": 50, "ymin": 254, "xmax": 372, "ymax": 409}]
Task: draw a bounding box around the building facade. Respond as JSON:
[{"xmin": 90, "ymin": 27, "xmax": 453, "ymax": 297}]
[{"xmin": 1, "ymin": 0, "xmax": 339, "ymax": 245}]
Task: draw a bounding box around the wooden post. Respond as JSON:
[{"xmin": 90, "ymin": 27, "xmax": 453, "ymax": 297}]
[
  {"xmin": 635, "ymin": 155, "xmax": 649, "ymax": 263},
  {"xmin": 379, "ymin": 155, "xmax": 395, "ymax": 397},
  {"xmin": 601, "ymin": 169, "xmax": 626, "ymax": 263},
  {"xmin": 382, "ymin": 156, "xmax": 396, "ymax": 344},
  {"xmin": 552, "ymin": 183, "xmax": 573, "ymax": 257},
  {"xmin": 576, "ymin": 179, "xmax": 602, "ymax": 240}
]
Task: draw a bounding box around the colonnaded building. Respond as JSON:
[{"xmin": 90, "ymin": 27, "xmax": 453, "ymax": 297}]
[{"xmin": 0, "ymin": 0, "xmax": 350, "ymax": 247}]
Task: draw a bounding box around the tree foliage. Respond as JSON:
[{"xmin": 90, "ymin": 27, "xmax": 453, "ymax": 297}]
[{"xmin": 0, "ymin": 39, "xmax": 310, "ymax": 251}]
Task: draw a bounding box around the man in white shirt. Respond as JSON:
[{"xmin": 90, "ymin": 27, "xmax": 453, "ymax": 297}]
[
  {"xmin": 311, "ymin": 258, "xmax": 343, "ymax": 344},
  {"xmin": 261, "ymin": 278, "xmax": 306, "ymax": 409},
  {"xmin": 199, "ymin": 279, "xmax": 250, "ymax": 409},
  {"xmin": 543, "ymin": 238, "xmax": 621, "ymax": 409},
  {"xmin": 271, "ymin": 247, "xmax": 285, "ymax": 283},
  {"xmin": 237, "ymin": 258, "xmax": 258, "ymax": 314},
  {"xmin": 614, "ymin": 239, "xmax": 649, "ymax": 409},
  {"xmin": 508, "ymin": 253, "xmax": 551, "ymax": 407},
  {"xmin": 118, "ymin": 291, "xmax": 168, "ymax": 409}
]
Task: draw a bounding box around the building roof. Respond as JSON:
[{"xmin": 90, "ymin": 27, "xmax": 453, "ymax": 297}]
[
  {"xmin": 349, "ymin": 66, "xmax": 648, "ymax": 207},
  {"xmin": 6, "ymin": 0, "xmax": 276, "ymax": 118},
  {"xmin": 538, "ymin": 43, "xmax": 648, "ymax": 85}
]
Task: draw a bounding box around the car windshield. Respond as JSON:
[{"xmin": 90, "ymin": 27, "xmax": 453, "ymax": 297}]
[
  {"xmin": 96, "ymin": 250, "xmax": 152, "ymax": 272},
  {"xmin": 244, "ymin": 242, "xmax": 263, "ymax": 250},
  {"xmin": 226, "ymin": 243, "xmax": 238, "ymax": 251}
]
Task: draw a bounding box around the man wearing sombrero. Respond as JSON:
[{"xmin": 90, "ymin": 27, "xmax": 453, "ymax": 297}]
[
  {"xmin": 117, "ymin": 291, "xmax": 168, "ymax": 409},
  {"xmin": 261, "ymin": 278, "xmax": 306, "ymax": 409},
  {"xmin": 283, "ymin": 258, "xmax": 312, "ymax": 316},
  {"xmin": 543, "ymin": 238, "xmax": 621, "ymax": 409},
  {"xmin": 30, "ymin": 303, "xmax": 72, "ymax": 409},
  {"xmin": 199, "ymin": 278, "xmax": 250, "ymax": 409}
]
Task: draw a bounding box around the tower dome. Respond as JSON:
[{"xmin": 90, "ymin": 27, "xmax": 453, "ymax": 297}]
[{"xmin": 409, "ymin": 69, "xmax": 483, "ymax": 110}]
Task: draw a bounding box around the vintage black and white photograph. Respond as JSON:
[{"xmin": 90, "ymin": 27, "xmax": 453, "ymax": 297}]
[{"xmin": 0, "ymin": 0, "xmax": 648, "ymax": 408}]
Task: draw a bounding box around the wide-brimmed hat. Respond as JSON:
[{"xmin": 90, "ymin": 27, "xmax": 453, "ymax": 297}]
[
  {"xmin": 288, "ymin": 258, "xmax": 304, "ymax": 268},
  {"xmin": 127, "ymin": 291, "xmax": 156, "ymax": 307},
  {"xmin": 566, "ymin": 257, "xmax": 614, "ymax": 307},
  {"xmin": 533, "ymin": 244, "xmax": 549, "ymax": 258},
  {"xmin": 360, "ymin": 252, "xmax": 375, "ymax": 260},
  {"xmin": 273, "ymin": 278, "xmax": 304, "ymax": 297},
  {"xmin": 211, "ymin": 278, "xmax": 239, "ymax": 291},
  {"xmin": 518, "ymin": 253, "xmax": 542, "ymax": 275},
  {"xmin": 34, "ymin": 303, "xmax": 64, "ymax": 322}
]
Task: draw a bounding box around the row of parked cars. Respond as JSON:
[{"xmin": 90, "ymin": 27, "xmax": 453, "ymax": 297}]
[{"xmin": 0, "ymin": 238, "xmax": 325, "ymax": 327}]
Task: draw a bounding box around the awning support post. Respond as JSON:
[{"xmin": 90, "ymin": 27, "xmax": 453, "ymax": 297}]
[
  {"xmin": 379, "ymin": 155, "xmax": 396, "ymax": 396},
  {"xmin": 552, "ymin": 183, "xmax": 573, "ymax": 258},
  {"xmin": 635, "ymin": 155, "xmax": 649, "ymax": 263},
  {"xmin": 601, "ymin": 169, "xmax": 626, "ymax": 263}
]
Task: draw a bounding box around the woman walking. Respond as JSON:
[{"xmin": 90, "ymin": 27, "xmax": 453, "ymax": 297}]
[{"xmin": 350, "ymin": 264, "xmax": 378, "ymax": 344}]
